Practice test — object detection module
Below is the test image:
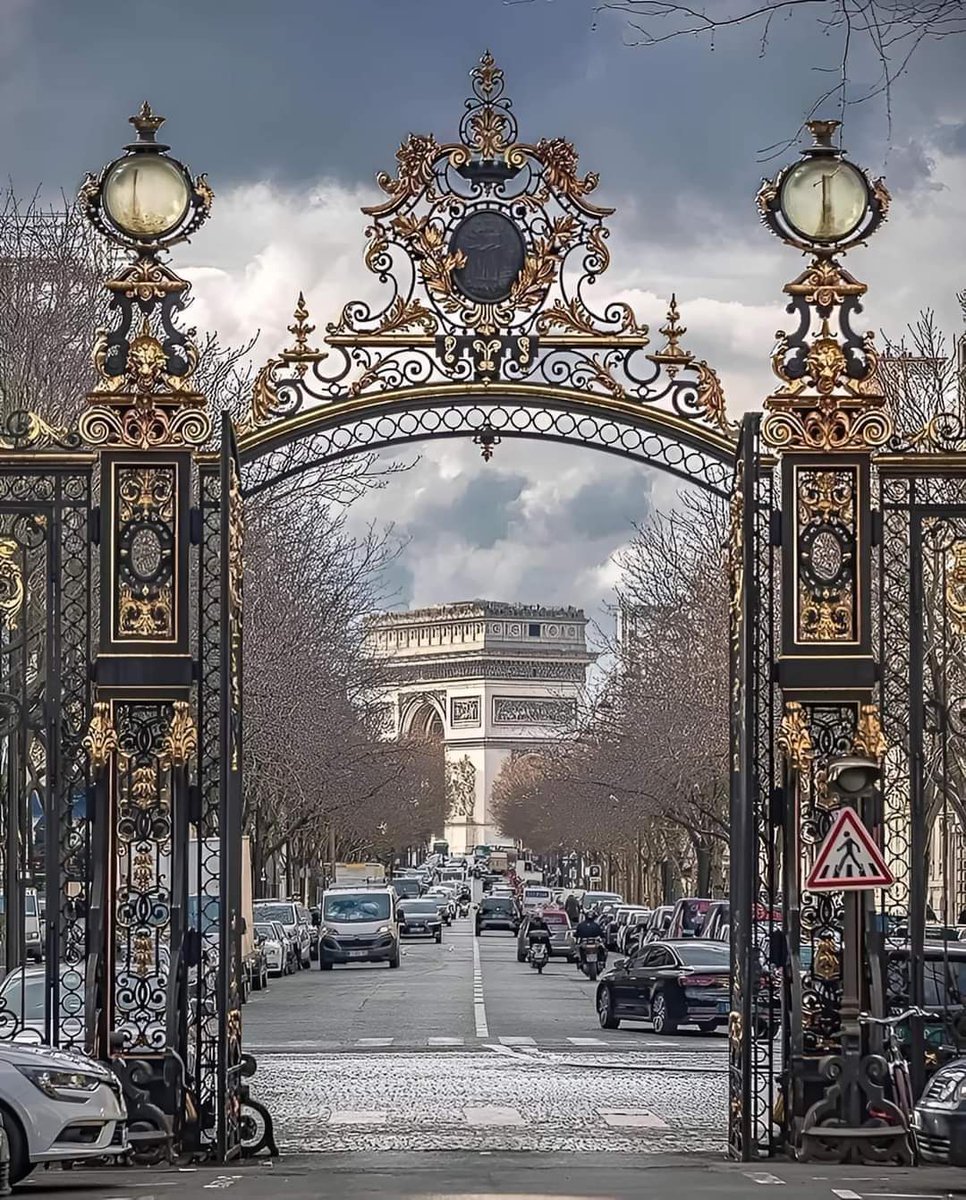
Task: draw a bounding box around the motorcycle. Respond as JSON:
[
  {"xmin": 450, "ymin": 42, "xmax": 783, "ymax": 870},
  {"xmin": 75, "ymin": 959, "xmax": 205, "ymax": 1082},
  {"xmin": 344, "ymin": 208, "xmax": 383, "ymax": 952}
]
[
  {"xmin": 458, "ymin": 898, "xmax": 470, "ymax": 918},
  {"xmin": 577, "ymin": 937, "xmax": 605, "ymax": 981},
  {"xmin": 528, "ymin": 936, "xmax": 550, "ymax": 973}
]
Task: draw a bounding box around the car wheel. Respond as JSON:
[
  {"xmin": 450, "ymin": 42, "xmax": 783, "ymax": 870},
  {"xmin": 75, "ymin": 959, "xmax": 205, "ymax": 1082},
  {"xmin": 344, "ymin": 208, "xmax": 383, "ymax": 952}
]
[
  {"xmin": 597, "ymin": 985, "xmax": 620, "ymax": 1029},
  {"xmin": 517, "ymin": 949, "xmax": 527, "ymax": 963},
  {"xmin": 651, "ymin": 990, "xmax": 677, "ymax": 1035},
  {"xmin": 435, "ymin": 933, "xmax": 442, "ymax": 944},
  {"xmin": 389, "ymin": 953, "xmax": 400, "ymax": 968},
  {"xmin": 475, "ymin": 928, "xmax": 481, "ymax": 937},
  {"xmin": 320, "ymin": 960, "xmax": 333, "ymax": 971},
  {"xmin": 1, "ymin": 1107, "xmax": 31, "ymax": 1185},
  {"xmin": 697, "ymin": 1020, "xmax": 718, "ymax": 1034}
]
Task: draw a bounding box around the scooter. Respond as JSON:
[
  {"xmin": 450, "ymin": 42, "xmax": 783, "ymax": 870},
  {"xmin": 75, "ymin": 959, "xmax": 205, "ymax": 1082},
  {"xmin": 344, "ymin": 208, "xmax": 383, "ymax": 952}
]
[
  {"xmin": 577, "ymin": 937, "xmax": 605, "ymax": 981},
  {"xmin": 458, "ymin": 898, "xmax": 470, "ymax": 918},
  {"xmin": 528, "ymin": 937, "xmax": 550, "ymax": 973}
]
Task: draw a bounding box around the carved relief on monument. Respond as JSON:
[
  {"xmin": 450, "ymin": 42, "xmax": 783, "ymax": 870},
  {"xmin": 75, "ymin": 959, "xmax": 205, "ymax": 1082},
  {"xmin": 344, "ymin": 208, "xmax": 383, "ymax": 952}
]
[
  {"xmin": 450, "ymin": 695, "xmax": 481, "ymax": 726},
  {"xmin": 446, "ymin": 755, "xmax": 477, "ymax": 819},
  {"xmin": 492, "ymin": 697, "xmax": 576, "ymax": 725}
]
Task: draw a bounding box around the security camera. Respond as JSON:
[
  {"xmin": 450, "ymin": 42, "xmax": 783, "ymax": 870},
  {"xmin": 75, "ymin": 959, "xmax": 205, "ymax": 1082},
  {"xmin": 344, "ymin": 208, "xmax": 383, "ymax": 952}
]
[{"xmin": 826, "ymin": 755, "xmax": 881, "ymax": 796}]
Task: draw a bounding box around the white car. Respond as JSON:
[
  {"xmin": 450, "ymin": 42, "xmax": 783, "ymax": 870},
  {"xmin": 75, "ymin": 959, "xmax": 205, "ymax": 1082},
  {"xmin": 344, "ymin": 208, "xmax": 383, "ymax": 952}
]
[
  {"xmin": 0, "ymin": 1041, "xmax": 127, "ymax": 1183},
  {"xmin": 254, "ymin": 922, "xmax": 286, "ymax": 976}
]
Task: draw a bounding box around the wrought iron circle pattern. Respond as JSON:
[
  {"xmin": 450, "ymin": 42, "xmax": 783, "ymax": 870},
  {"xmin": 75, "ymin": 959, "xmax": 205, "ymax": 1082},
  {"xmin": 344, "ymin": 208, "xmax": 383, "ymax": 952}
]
[{"xmin": 240, "ymin": 399, "xmax": 732, "ymax": 499}]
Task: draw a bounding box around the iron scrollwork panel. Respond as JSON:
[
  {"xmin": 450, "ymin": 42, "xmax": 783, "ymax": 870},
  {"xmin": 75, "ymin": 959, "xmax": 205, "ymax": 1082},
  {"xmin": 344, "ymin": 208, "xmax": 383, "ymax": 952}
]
[
  {"xmin": 0, "ymin": 469, "xmax": 93, "ymax": 1050},
  {"xmin": 729, "ymin": 414, "xmax": 780, "ymax": 1160}
]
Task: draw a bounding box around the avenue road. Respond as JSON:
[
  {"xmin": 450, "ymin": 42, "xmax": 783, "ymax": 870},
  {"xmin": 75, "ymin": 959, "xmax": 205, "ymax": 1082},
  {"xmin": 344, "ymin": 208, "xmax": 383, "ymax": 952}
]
[{"xmin": 242, "ymin": 910, "xmax": 728, "ymax": 1154}]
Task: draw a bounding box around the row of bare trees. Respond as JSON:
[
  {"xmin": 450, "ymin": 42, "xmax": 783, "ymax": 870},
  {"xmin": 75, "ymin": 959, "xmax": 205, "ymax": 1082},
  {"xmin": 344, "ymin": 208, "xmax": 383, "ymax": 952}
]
[
  {"xmin": 0, "ymin": 188, "xmax": 448, "ymax": 894},
  {"xmin": 493, "ymin": 489, "xmax": 731, "ymax": 905}
]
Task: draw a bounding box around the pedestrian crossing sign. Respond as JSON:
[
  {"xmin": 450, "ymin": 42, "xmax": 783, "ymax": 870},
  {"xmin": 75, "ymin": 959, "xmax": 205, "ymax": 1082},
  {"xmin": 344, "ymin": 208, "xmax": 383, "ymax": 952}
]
[{"xmin": 806, "ymin": 806, "xmax": 894, "ymax": 891}]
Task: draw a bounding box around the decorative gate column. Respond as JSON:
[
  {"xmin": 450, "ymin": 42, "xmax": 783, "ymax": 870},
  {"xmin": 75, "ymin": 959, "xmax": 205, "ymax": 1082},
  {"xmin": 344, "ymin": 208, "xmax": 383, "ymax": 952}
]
[
  {"xmin": 78, "ymin": 104, "xmax": 213, "ymax": 1141},
  {"xmin": 757, "ymin": 122, "xmax": 903, "ymax": 1158}
]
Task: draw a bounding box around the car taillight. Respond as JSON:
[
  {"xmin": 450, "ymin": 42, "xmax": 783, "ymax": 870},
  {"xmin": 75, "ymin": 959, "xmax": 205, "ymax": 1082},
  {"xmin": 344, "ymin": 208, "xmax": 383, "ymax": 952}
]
[{"xmin": 680, "ymin": 974, "xmax": 721, "ymax": 987}]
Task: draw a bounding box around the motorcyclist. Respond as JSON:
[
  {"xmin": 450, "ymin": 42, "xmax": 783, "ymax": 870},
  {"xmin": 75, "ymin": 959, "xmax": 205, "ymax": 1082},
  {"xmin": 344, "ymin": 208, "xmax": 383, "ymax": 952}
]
[
  {"xmin": 527, "ymin": 910, "xmax": 551, "ymax": 950},
  {"xmin": 574, "ymin": 910, "xmax": 605, "ymax": 942}
]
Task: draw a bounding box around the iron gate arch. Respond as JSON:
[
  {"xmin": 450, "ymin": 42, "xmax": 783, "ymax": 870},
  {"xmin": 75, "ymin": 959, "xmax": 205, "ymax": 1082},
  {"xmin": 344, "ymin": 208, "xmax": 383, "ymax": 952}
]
[{"xmin": 5, "ymin": 46, "xmax": 966, "ymax": 1172}]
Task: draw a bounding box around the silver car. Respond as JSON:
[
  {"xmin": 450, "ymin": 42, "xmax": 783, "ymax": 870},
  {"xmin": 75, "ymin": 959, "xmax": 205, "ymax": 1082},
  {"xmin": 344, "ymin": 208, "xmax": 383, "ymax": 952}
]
[{"xmin": 0, "ymin": 1040, "xmax": 127, "ymax": 1183}]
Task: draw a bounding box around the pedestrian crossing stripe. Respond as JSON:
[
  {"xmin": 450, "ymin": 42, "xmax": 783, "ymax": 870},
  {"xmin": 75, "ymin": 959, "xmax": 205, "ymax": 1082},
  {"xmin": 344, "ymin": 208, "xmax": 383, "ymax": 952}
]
[{"xmin": 806, "ymin": 806, "xmax": 894, "ymax": 891}]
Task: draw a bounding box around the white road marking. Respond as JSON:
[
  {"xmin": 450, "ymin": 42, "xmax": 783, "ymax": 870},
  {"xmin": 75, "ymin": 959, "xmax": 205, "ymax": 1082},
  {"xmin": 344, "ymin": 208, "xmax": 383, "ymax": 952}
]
[
  {"xmin": 202, "ymin": 1178, "xmax": 241, "ymax": 1190},
  {"xmin": 568, "ymin": 1036, "xmax": 608, "ymax": 1046},
  {"xmin": 427, "ymin": 1036, "xmax": 464, "ymax": 1045},
  {"xmin": 472, "ymin": 934, "xmax": 489, "ymax": 1038},
  {"xmin": 598, "ymin": 1108, "xmax": 669, "ymax": 1129},
  {"xmin": 831, "ymin": 1191, "xmax": 863, "ymax": 1199},
  {"xmin": 328, "ymin": 1110, "xmax": 387, "ymax": 1125},
  {"xmin": 464, "ymin": 1105, "xmax": 526, "ymax": 1127},
  {"xmin": 744, "ymin": 1172, "xmax": 786, "ymax": 1184},
  {"xmin": 355, "ymin": 1037, "xmax": 393, "ymax": 1047},
  {"xmin": 499, "ymin": 1035, "xmax": 536, "ymax": 1045}
]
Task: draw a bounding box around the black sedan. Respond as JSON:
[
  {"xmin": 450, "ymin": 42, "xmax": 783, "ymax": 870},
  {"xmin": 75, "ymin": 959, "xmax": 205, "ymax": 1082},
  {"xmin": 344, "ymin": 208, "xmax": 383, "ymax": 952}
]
[
  {"xmin": 475, "ymin": 896, "xmax": 520, "ymax": 936},
  {"xmin": 595, "ymin": 939, "xmax": 731, "ymax": 1034},
  {"xmin": 397, "ymin": 898, "xmax": 443, "ymax": 943}
]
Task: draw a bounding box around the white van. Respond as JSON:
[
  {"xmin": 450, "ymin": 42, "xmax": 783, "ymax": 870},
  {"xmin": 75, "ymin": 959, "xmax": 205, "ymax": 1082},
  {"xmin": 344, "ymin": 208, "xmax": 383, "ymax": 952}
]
[
  {"xmin": 520, "ymin": 885, "xmax": 553, "ymax": 914},
  {"xmin": 318, "ymin": 886, "xmax": 400, "ymax": 969}
]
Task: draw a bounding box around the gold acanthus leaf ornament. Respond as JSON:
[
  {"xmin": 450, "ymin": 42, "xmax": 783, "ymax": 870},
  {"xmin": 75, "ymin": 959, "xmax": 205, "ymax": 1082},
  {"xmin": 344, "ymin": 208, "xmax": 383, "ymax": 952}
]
[
  {"xmin": 853, "ymin": 704, "xmax": 887, "ymax": 761},
  {"xmin": 365, "ymin": 132, "xmax": 442, "ymax": 216},
  {"xmin": 164, "ymin": 701, "xmax": 198, "ymax": 768},
  {"xmin": 83, "ymin": 702, "xmax": 118, "ymax": 772},
  {"xmin": 778, "ymin": 701, "xmax": 815, "ymax": 776},
  {"xmin": 0, "ymin": 539, "xmax": 24, "ymax": 629},
  {"xmin": 947, "ymin": 540, "xmax": 966, "ymax": 637}
]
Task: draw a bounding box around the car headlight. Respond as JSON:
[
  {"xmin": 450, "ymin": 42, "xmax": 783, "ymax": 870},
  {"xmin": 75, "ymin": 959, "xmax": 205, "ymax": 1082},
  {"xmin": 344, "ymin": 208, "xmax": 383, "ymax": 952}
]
[
  {"xmin": 17, "ymin": 1065, "xmax": 104, "ymax": 1102},
  {"xmin": 377, "ymin": 926, "xmax": 392, "ymax": 935}
]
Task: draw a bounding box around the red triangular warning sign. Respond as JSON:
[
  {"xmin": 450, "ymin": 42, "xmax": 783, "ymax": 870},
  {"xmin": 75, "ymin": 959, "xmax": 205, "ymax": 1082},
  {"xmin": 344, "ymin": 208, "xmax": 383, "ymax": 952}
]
[{"xmin": 806, "ymin": 807, "xmax": 894, "ymax": 892}]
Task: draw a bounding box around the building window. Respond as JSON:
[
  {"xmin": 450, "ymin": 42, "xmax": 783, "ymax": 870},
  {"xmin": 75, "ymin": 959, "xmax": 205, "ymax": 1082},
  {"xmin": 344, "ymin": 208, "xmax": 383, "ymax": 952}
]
[{"xmin": 528, "ymin": 623, "xmax": 541, "ymax": 637}]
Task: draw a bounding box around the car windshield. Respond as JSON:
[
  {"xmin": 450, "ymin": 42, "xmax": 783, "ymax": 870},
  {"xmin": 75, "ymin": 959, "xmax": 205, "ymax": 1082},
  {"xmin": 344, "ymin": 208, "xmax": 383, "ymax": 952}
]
[
  {"xmin": 323, "ymin": 893, "xmax": 392, "ymax": 923},
  {"xmin": 674, "ymin": 942, "xmax": 730, "ymax": 966},
  {"xmin": 483, "ymin": 900, "xmax": 513, "ymax": 913},
  {"xmin": 400, "ymin": 900, "xmax": 438, "ymax": 914},
  {"xmin": 254, "ymin": 902, "xmax": 296, "ymax": 926},
  {"xmin": 0, "ymin": 971, "xmax": 45, "ymax": 1018},
  {"xmin": 392, "ymin": 879, "xmax": 421, "ymax": 896},
  {"xmin": 680, "ymin": 899, "xmax": 712, "ymax": 933},
  {"xmin": 254, "ymin": 924, "xmax": 275, "ymax": 939}
]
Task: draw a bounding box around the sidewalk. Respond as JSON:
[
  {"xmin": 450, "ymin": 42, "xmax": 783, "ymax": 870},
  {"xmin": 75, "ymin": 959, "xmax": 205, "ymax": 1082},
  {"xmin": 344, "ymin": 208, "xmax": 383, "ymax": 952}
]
[{"xmin": 17, "ymin": 1152, "xmax": 966, "ymax": 1200}]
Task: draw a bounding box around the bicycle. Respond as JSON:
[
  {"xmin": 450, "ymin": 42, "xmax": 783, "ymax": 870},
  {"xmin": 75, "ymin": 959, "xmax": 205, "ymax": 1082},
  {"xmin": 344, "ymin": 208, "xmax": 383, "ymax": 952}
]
[{"xmin": 858, "ymin": 1006, "xmax": 929, "ymax": 1147}]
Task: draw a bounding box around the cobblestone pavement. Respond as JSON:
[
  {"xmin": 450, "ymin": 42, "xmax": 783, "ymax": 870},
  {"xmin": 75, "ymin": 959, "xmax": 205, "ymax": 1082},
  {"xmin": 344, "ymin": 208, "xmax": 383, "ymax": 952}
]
[{"xmin": 243, "ymin": 913, "xmax": 732, "ymax": 1153}]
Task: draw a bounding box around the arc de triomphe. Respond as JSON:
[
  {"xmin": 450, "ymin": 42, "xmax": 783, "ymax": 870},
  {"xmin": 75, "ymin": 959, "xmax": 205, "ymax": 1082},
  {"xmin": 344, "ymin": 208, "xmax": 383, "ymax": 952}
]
[{"xmin": 366, "ymin": 602, "xmax": 596, "ymax": 854}]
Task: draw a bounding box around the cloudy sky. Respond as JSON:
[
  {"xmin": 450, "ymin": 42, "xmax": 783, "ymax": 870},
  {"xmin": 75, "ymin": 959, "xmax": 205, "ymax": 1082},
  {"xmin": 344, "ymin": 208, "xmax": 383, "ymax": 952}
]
[{"xmin": 3, "ymin": 0, "xmax": 964, "ymax": 629}]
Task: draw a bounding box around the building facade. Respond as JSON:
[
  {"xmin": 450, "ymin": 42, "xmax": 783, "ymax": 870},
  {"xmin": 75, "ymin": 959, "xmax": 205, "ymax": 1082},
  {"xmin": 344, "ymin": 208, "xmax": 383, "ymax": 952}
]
[{"xmin": 366, "ymin": 601, "xmax": 596, "ymax": 855}]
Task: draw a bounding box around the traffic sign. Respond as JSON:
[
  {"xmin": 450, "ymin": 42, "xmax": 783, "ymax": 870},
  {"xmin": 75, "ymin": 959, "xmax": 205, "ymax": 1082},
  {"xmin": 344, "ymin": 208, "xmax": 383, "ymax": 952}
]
[
  {"xmin": 806, "ymin": 807, "xmax": 894, "ymax": 891},
  {"xmin": 587, "ymin": 865, "xmax": 602, "ymax": 880}
]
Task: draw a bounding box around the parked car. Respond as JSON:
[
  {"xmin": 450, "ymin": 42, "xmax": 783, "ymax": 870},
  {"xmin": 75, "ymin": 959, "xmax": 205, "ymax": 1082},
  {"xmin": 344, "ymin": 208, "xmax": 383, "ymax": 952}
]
[
  {"xmin": 641, "ymin": 905, "xmax": 674, "ymax": 945},
  {"xmin": 701, "ymin": 900, "xmax": 731, "ymax": 943},
  {"xmin": 618, "ymin": 908, "xmax": 652, "ymax": 955},
  {"xmin": 0, "ymin": 889, "xmax": 43, "ymax": 964},
  {"xmin": 475, "ymin": 896, "xmax": 520, "ymax": 936},
  {"xmin": 914, "ymin": 1057, "xmax": 966, "ymax": 1165},
  {"xmin": 667, "ymin": 897, "xmax": 713, "ymax": 939},
  {"xmin": 595, "ymin": 939, "xmax": 732, "ymax": 1034},
  {"xmin": 580, "ymin": 891, "xmax": 624, "ymax": 916},
  {"xmin": 0, "ymin": 964, "xmax": 85, "ymax": 1042},
  {"xmin": 0, "ymin": 1039, "xmax": 128, "ymax": 1183},
  {"xmin": 398, "ymin": 898, "xmax": 444, "ymax": 943},
  {"xmin": 253, "ymin": 900, "xmax": 311, "ymax": 968},
  {"xmin": 254, "ymin": 922, "xmax": 286, "ymax": 977},
  {"xmin": 318, "ymin": 886, "xmax": 400, "ymax": 969},
  {"xmin": 605, "ymin": 905, "xmax": 646, "ymax": 951},
  {"xmin": 516, "ymin": 909, "xmax": 575, "ymax": 962}
]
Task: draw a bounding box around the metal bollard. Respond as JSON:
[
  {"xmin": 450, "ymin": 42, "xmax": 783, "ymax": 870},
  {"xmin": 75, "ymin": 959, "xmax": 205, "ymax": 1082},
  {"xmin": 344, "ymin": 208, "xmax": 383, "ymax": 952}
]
[{"xmin": 0, "ymin": 1114, "xmax": 11, "ymax": 1197}]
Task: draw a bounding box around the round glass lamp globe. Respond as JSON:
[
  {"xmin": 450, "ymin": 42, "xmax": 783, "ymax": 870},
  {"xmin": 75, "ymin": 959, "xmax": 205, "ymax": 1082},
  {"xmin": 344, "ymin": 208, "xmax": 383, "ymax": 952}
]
[
  {"xmin": 780, "ymin": 158, "xmax": 869, "ymax": 243},
  {"xmin": 102, "ymin": 155, "xmax": 190, "ymax": 239}
]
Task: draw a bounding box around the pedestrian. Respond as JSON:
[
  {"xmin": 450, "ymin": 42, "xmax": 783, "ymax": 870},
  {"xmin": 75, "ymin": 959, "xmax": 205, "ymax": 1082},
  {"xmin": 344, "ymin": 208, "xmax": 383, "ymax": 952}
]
[{"xmin": 564, "ymin": 892, "xmax": 580, "ymax": 924}]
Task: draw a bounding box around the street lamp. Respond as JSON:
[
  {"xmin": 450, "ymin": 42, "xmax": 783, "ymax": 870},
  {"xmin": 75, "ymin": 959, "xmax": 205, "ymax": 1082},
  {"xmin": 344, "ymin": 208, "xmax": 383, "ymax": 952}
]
[
  {"xmin": 758, "ymin": 120, "xmax": 888, "ymax": 256},
  {"xmin": 81, "ymin": 101, "xmax": 212, "ymax": 254}
]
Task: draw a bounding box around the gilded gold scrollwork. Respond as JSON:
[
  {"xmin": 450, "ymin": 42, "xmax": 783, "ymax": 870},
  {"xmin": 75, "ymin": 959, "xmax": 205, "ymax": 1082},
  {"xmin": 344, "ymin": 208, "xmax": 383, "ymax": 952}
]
[
  {"xmin": 83, "ymin": 702, "xmax": 119, "ymax": 772},
  {"xmin": 0, "ymin": 539, "xmax": 24, "ymax": 629}
]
